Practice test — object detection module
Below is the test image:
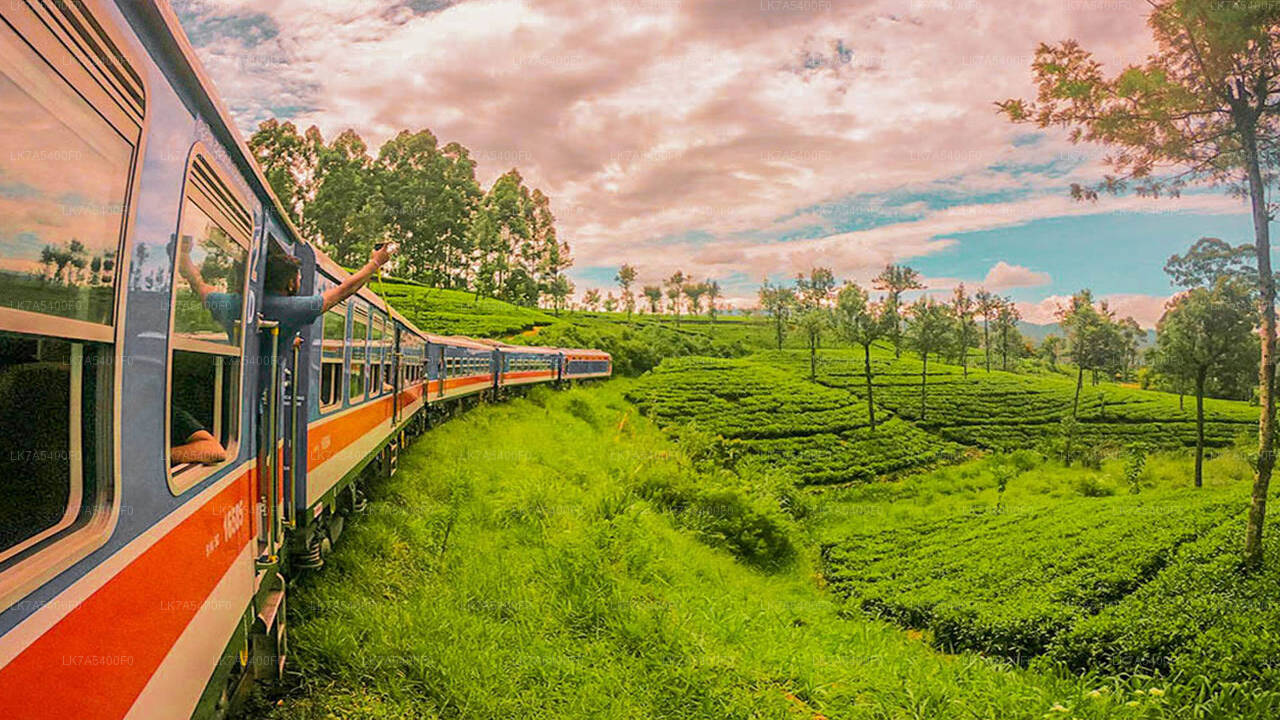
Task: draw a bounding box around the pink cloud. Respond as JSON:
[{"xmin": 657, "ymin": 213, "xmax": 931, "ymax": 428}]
[
  {"xmin": 1017, "ymin": 292, "xmax": 1173, "ymax": 329},
  {"xmin": 984, "ymin": 261, "xmax": 1050, "ymax": 289}
]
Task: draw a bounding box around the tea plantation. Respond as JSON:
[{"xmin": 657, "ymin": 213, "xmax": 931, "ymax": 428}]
[{"xmin": 625, "ymin": 347, "xmax": 1278, "ymax": 717}]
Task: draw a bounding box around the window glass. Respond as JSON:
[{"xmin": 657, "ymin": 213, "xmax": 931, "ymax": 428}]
[
  {"xmin": 349, "ymin": 305, "xmax": 367, "ymax": 402},
  {"xmin": 173, "ymin": 200, "xmax": 248, "ymax": 347},
  {"xmin": 0, "ymin": 334, "xmax": 109, "ymax": 562},
  {"xmin": 0, "ymin": 24, "xmax": 132, "ymax": 328},
  {"xmin": 321, "ymin": 303, "xmax": 345, "ymax": 409},
  {"xmin": 168, "ymin": 157, "xmax": 249, "ymax": 482}
]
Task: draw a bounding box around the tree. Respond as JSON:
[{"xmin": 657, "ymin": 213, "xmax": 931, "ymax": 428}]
[
  {"xmin": 642, "ymin": 285, "xmax": 663, "ymax": 314},
  {"xmin": 874, "ymin": 264, "xmax": 925, "ymax": 358},
  {"xmin": 615, "ymin": 263, "xmax": 638, "ymax": 321},
  {"xmin": 759, "ymin": 280, "xmax": 796, "ymax": 351},
  {"xmin": 795, "ymin": 268, "xmax": 836, "ymax": 379},
  {"xmin": 547, "ymin": 275, "xmax": 573, "ymax": 317},
  {"xmin": 665, "ymin": 271, "xmax": 686, "ymax": 324},
  {"xmin": 835, "ymin": 283, "xmax": 887, "ymax": 430},
  {"xmin": 997, "ymin": 0, "xmax": 1280, "ymax": 564},
  {"xmin": 684, "ymin": 282, "xmax": 708, "ymax": 317},
  {"xmin": 706, "ymin": 280, "xmax": 722, "ymax": 322},
  {"xmin": 995, "ymin": 299, "xmax": 1022, "ymax": 372},
  {"xmin": 1057, "ymin": 291, "xmax": 1116, "ymax": 417},
  {"xmin": 1166, "ymin": 236, "xmax": 1257, "ymax": 288},
  {"xmin": 906, "ymin": 297, "xmax": 952, "ymax": 421},
  {"xmin": 1040, "ymin": 335, "xmax": 1064, "ymax": 370},
  {"xmin": 1155, "ymin": 279, "xmax": 1256, "ymax": 487},
  {"xmin": 583, "ymin": 288, "xmax": 602, "ymax": 311},
  {"xmin": 950, "ymin": 283, "xmax": 978, "ymax": 377},
  {"xmin": 1116, "ymin": 316, "xmax": 1145, "ymax": 381},
  {"xmin": 975, "ymin": 289, "xmax": 1000, "ymax": 372}
]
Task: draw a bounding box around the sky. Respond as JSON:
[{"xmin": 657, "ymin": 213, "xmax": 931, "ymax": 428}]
[{"xmin": 171, "ymin": 0, "xmax": 1259, "ymax": 327}]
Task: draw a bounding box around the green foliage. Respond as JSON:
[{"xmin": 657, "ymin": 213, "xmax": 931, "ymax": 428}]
[{"xmin": 250, "ymin": 383, "xmax": 1153, "ymax": 720}]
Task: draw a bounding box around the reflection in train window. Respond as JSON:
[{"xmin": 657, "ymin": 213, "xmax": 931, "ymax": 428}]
[
  {"xmin": 0, "ymin": 22, "xmax": 133, "ymax": 329},
  {"xmin": 173, "ymin": 200, "xmax": 248, "ymax": 347},
  {"xmin": 168, "ymin": 153, "xmax": 251, "ymax": 490},
  {"xmin": 0, "ymin": 333, "xmax": 111, "ymax": 564}
]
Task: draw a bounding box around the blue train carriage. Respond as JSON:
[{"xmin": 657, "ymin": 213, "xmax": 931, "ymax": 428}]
[
  {"xmin": 497, "ymin": 344, "xmax": 564, "ymax": 388},
  {"xmin": 430, "ymin": 335, "xmax": 499, "ymax": 402},
  {"xmin": 0, "ymin": 0, "xmax": 316, "ymax": 716},
  {"xmin": 563, "ymin": 348, "xmax": 614, "ymax": 380}
]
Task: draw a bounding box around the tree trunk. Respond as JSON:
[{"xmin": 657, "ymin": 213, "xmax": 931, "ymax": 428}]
[
  {"xmin": 1073, "ymin": 366, "xmax": 1084, "ymax": 419},
  {"xmin": 1244, "ymin": 131, "xmax": 1275, "ymax": 567},
  {"xmin": 864, "ymin": 342, "xmax": 876, "ymax": 431},
  {"xmin": 1001, "ymin": 327, "xmax": 1008, "ymax": 371},
  {"xmin": 1195, "ymin": 366, "xmax": 1207, "ymax": 490},
  {"xmin": 809, "ymin": 335, "xmax": 817, "ymax": 381},
  {"xmin": 983, "ymin": 317, "xmax": 991, "ymax": 372},
  {"xmin": 920, "ymin": 353, "xmax": 928, "ymax": 421}
]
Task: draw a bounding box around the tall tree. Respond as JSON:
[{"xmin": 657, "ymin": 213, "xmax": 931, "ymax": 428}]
[
  {"xmin": 547, "ymin": 275, "xmax": 573, "ymax": 317},
  {"xmin": 835, "ymin": 283, "xmax": 887, "ymax": 430},
  {"xmin": 642, "ymin": 285, "xmax": 663, "ymax": 314},
  {"xmin": 975, "ymin": 289, "xmax": 1000, "ymax": 372},
  {"xmin": 995, "ymin": 298, "xmax": 1022, "ymax": 372},
  {"xmin": 615, "ymin": 263, "xmax": 638, "ymax": 321},
  {"xmin": 684, "ymin": 282, "xmax": 708, "ymax": 317},
  {"xmin": 1154, "ymin": 278, "xmax": 1256, "ymax": 487},
  {"xmin": 1057, "ymin": 291, "xmax": 1116, "ymax": 417},
  {"xmin": 665, "ymin": 271, "xmax": 687, "ymax": 325},
  {"xmin": 998, "ymin": 0, "xmax": 1280, "ymax": 564},
  {"xmin": 759, "ymin": 280, "xmax": 797, "ymax": 351},
  {"xmin": 583, "ymin": 288, "xmax": 602, "ymax": 311},
  {"xmin": 874, "ymin": 264, "xmax": 925, "ymax": 358},
  {"xmin": 795, "ymin": 268, "xmax": 837, "ymax": 379},
  {"xmin": 906, "ymin": 297, "xmax": 952, "ymax": 421},
  {"xmin": 951, "ymin": 283, "xmax": 979, "ymax": 377},
  {"xmin": 706, "ymin": 280, "xmax": 722, "ymax": 322}
]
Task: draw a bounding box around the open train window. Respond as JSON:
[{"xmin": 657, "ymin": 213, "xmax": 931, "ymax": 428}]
[
  {"xmin": 167, "ymin": 151, "xmax": 251, "ymax": 493},
  {"xmin": 320, "ymin": 301, "xmax": 346, "ymax": 412},
  {"xmin": 0, "ymin": 0, "xmax": 143, "ymax": 603},
  {"xmin": 349, "ymin": 302, "xmax": 368, "ymax": 403},
  {"xmin": 382, "ymin": 321, "xmax": 394, "ymax": 393}
]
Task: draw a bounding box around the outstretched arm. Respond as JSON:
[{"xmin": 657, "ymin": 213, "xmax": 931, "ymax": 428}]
[
  {"xmin": 321, "ymin": 243, "xmax": 398, "ymax": 313},
  {"xmin": 177, "ymin": 235, "xmax": 214, "ymax": 302}
]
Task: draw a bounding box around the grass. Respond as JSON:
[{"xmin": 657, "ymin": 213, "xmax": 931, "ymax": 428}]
[{"xmin": 242, "ymin": 382, "xmax": 1204, "ymax": 720}]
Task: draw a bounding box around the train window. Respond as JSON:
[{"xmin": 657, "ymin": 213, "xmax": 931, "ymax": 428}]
[
  {"xmin": 320, "ymin": 301, "xmax": 346, "ymax": 411},
  {"xmin": 0, "ymin": 0, "xmax": 142, "ymax": 602},
  {"xmin": 368, "ymin": 314, "xmax": 383, "ymax": 396},
  {"xmin": 0, "ymin": 20, "xmax": 136, "ymax": 334},
  {"xmin": 349, "ymin": 303, "xmax": 368, "ymax": 402},
  {"xmin": 383, "ymin": 326, "xmax": 394, "ymax": 393},
  {"xmin": 0, "ymin": 334, "xmax": 111, "ymax": 564},
  {"xmin": 168, "ymin": 153, "xmax": 251, "ymax": 491}
]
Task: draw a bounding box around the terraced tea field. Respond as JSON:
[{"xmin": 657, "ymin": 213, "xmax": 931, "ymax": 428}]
[
  {"xmin": 625, "ymin": 357, "xmax": 962, "ymax": 483},
  {"xmin": 765, "ymin": 348, "xmax": 1258, "ymax": 451}
]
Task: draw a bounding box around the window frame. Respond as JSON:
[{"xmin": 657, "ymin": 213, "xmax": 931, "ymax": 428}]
[
  {"xmin": 348, "ymin": 301, "xmax": 369, "ymax": 404},
  {"xmin": 165, "ymin": 146, "xmax": 252, "ymax": 495},
  {"xmin": 0, "ymin": 0, "xmax": 146, "ymax": 614},
  {"xmin": 319, "ymin": 299, "xmax": 347, "ymax": 414}
]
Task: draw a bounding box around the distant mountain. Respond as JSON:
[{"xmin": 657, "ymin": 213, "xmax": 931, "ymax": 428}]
[{"xmin": 1017, "ymin": 321, "xmax": 1156, "ymax": 347}]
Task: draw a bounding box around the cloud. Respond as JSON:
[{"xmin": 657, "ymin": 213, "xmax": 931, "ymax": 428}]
[
  {"xmin": 1017, "ymin": 292, "xmax": 1172, "ymax": 329},
  {"xmin": 984, "ymin": 261, "xmax": 1050, "ymax": 289}
]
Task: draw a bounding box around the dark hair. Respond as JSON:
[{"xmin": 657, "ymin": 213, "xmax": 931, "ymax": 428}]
[{"xmin": 265, "ymin": 251, "xmax": 301, "ymax": 295}]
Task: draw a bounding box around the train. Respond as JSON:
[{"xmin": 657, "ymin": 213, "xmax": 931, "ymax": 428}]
[{"xmin": 0, "ymin": 1, "xmax": 611, "ymax": 718}]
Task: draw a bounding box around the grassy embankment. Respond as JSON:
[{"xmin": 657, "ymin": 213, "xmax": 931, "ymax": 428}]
[{"xmin": 246, "ymin": 382, "xmax": 1211, "ymax": 720}]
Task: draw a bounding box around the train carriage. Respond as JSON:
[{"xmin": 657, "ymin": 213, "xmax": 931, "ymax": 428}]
[
  {"xmin": 0, "ymin": 2, "xmax": 609, "ymax": 719},
  {"xmin": 563, "ymin": 348, "xmax": 614, "ymax": 380},
  {"xmin": 498, "ymin": 344, "xmax": 563, "ymax": 388}
]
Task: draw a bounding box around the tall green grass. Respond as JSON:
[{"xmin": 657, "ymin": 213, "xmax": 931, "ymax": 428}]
[{"xmin": 245, "ymin": 382, "xmax": 1176, "ymax": 720}]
